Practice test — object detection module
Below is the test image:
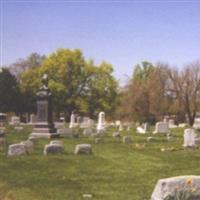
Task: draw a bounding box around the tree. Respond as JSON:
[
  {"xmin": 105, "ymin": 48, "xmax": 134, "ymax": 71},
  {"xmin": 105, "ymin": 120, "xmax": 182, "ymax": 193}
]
[
  {"xmin": 120, "ymin": 61, "xmax": 171, "ymax": 123},
  {"xmin": 167, "ymin": 61, "xmax": 200, "ymax": 126},
  {"xmin": 9, "ymin": 53, "xmax": 45, "ymax": 80},
  {"xmin": 0, "ymin": 68, "xmax": 21, "ymax": 113},
  {"xmin": 87, "ymin": 61, "xmax": 119, "ymax": 119},
  {"xmin": 20, "ymin": 48, "xmax": 119, "ymax": 120}
]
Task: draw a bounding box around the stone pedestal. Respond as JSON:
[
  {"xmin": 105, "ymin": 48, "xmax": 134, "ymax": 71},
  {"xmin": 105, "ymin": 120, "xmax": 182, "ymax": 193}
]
[{"xmin": 30, "ymin": 74, "xmax": 57, "ymax": 138}]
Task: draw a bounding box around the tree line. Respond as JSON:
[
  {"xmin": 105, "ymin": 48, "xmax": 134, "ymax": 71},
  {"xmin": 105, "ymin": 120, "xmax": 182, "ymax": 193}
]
[{"xmin": 0, "ymin": 48, "xmax": 199, "ymax": 125}]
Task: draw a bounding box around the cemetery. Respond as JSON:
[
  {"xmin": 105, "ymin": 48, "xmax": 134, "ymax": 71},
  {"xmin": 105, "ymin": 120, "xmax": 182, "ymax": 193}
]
[
  {"xmin": 0, "ymin": 75, "xmax": 200, "ymax": 199},
  {"xmin": 1, "ymin": 1, "xmax": 200, "ymax": 200}
]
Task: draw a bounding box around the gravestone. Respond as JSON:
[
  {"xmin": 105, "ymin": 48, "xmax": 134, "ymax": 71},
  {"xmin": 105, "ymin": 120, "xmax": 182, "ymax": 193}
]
[
  {"xmin": 193, "ymin": 117, "xmax": 200, "ymax": 130},
  {"xmin": 30, "ymin": 114, "xmax": 37, "ymax": 124},
  {"xmin": 169, "ymin": 119, "xmax": 177, "ymax": 128},
  {"xmin": 69, "ymin": 112, "xmax": 76, "ymax": 128},
  {"xmin": 136, "ymin": 123, "xmax": 148, "ymax": 134},
  {"xmin": 183, "ymin": 128, "xmax": 197, "ymax": 148},
  {"xmin": 74, "ymin": 144, "xmax": 92, "ymax": 155},
  {"xmin": 30, "ymin": 74, "xmax": 56, "ymax": 138},
  {"xmin": 44, "ymin": 144, "xmax": 64, "ymax": 155},
  {"xmin": 8, "ymin": 143, "xmax": 27, "ymax": 156},
  {"xmin": 10, "ymin": 116, "xmax": 20, "ymax": 125},
  {"xmin": 151, "ymin": 176, "xmax": 200, "ymax": 200},
  {"xmin": 153, "ymin": 122, "xmax": 169, "ymax": 134},
  {"xmin": 97, "ymin": 111, "xmax": 106, "ymax": 133}
]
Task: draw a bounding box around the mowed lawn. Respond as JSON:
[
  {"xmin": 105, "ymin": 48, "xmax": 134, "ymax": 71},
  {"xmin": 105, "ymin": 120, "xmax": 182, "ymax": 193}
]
[{"xmin": 0, "ymin": 126, "xmax": 200, "ymax": 200}]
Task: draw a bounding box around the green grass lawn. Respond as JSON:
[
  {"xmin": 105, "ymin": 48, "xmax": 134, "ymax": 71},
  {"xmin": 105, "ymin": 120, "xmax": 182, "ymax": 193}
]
[{"xmin": 0, "ymin": 126, "xmax": 200, "ymax": 200}]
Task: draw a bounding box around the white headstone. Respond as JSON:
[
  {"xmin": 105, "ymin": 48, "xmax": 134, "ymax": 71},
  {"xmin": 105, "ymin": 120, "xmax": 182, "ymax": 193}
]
[
  {"xmin": 153, "ymin": 122, "xmax": 169, "ymax": 134},
  {"xmin": 30, "ymin": 114, "xmax": 37, "ymax": 124},
  {"xmin": 136, "ymin": 123, "xmax": 148, "ymax": 134},
  {"xmin": 193, "ymin": 117, "xmax": 200, "ymax": 130},
  {"xmin": 97, "ymin": 112, "xmax": 106, "ymax": 133},
  {"xmin": 10, "ymin": 116, "xmax": 20, "ymax": 125},
  {"xmin": 183, "ymin": 128, "xmax": 197, "ymax": 148},
  {"xmin": 69, "ymin": 112, "xmax": 76, "ymax": 128},
  {"xmin": 169, "ymin": 119, "xmax": 177, "ymax": 128}
]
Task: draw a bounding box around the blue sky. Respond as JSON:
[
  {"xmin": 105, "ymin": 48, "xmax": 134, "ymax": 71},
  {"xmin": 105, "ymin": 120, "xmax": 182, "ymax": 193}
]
[{"xmin": 1, "ymin": 1, "xmax": 200, "ymax": 83}]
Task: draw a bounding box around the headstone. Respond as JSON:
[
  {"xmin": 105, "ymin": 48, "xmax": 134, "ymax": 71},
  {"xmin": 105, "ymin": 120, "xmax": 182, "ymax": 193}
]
[
  {"xmin": 97, "ymin": 112, "xmax": 106, "ymax": 133},
  {"xmin": 151, "ymin": 176, "xmax": 200, "ymax": 200},
  {"xmin": 178, "ymin": 123, "xmax": 187, "ymax": 128},
  {"xmin": 168, "ymin": 119, "xmax": 177, "ymax": 128},
  {"xmin": 153, "ymin": 122, "xmax": 169, "ymax": 134},
  {"xmin": 8, "ymin": 143, "xmax": 27, "ymax": 156},
  {"xmin": 30, "ymin": 74, "xmax": 57, "ymax": 138},
  {"xmin": 183, "ymin": 128, "xmax": 197, "ymax": 148},
  {"xmin": 122, "ymin": 136, "xmax": 132, "ymax": 144},
  {"xmin": 74, "ymin": 144, "xmax": 92, "ymax": 155},
  {"xmin": 193, "ymin": 117, "xmax": 200, "ymax": 130},
  {"xmin": 30, "ymin": 114, "xmax": 37, "ymax": 124},
  {"xmin": 57, "ymin": 128, "xmax": 73, "ymax": 138},
  {"xmin": 69, "ymin": 112, "xmax": 76, "ymax": 128},
  {"xmin": 10, "ymin": 116, "xmax": 20, "ymax": 125},
  {"xmin": 43, "ymin": 144, "xmax": 64, "ymax": 155},
  {"xmin": 136, "ymin": 123, "xmax": 148, "ymax": 134},
  {"xmin": 119, "ymin": 124, "xmax": 123, "ymax": 132},
  {"xmin": 80, "ymin": 117, "xmax": 94, "ymax": 129}
]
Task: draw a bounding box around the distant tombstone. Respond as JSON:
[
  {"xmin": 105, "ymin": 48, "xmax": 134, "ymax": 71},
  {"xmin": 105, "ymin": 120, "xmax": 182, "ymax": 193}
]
[
  {"xmin": 30, "ymin": 74, "xmax": 56, "ymax": 138},
  {"xmin": 10, "ymin": 116, "xmax": 20, "ymax": 125},
  {"xmin": 115, "ymin": 120, "xmax": 121, "ymax": 128},
  {"xmin": 80, "ymin": 117, "xmax": 94, "ymax": 129},
  {"xmin": 30, "ymin": 114, "xmax": 37, "ymax": 124},
  {"xmin": 57, "ymin": 128, "xmax": 72, "ymax": 138},
  {"xmin": 43, "ymin": 144, "xmax": 64, "ymax": 155},
  {"xmin": 151, "ymin": 176, "xmax": 200, "ymax": 200},
  {"xmin": 69, "ymin": 112, "xmax": 76, "ymax": 128},
  {"xmin": 153, "ymin": 122, "xmax": 169, "ymax": 134},
  {"xmin": 136, "ymin": 123, "xmax": 148, "ymax": 134},
  {"xmin": 119, "ymin": 124, "xmax": 123, "ymax": 132},
  {"xmin": 74, "ymin": 144, "xmax": 92, "ymax": 155},
  {"xmin": 169, "ymin": 119, "xmax": 177, "ymax": 128},
  {"xmin": 8, "ymin": 143, "xmax": 27, "ymax": 156},
  {"xmin": 193, "ymin": 117, "xmax": 200, "ymax": 130},
  {"xmin": 183, "ymin": 128, "xmax": 197, "ymax": 148},
  {"xmin": 97, "ymin": 112, "xmax": 106, "ymax": 133}
]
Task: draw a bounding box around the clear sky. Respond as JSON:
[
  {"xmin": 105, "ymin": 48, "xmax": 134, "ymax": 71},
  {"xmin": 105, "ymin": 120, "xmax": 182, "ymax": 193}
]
[{"xmin": 1, "ymin": 0, "xmax": 200, "ymax": 84}]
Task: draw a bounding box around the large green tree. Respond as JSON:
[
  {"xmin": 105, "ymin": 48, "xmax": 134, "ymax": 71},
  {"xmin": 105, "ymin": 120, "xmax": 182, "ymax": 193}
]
[{"xmin": 20, "ymin": 48, "xmax": 119, "ymax": 120}]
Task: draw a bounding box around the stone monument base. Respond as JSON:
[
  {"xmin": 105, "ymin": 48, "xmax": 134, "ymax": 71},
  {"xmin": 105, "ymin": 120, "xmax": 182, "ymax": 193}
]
[{"xmin": 30, "ymin": 122, "xmax": 59, "ymax": 139}]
